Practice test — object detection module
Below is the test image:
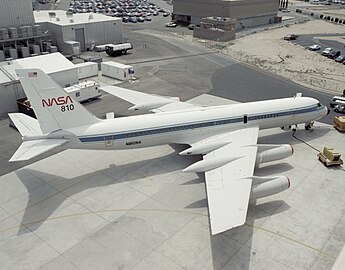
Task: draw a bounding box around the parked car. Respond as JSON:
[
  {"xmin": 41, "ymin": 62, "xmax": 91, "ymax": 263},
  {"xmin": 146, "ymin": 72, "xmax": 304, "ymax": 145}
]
[
  {"xmin": 328, "ymin": 50, "xmax": 341, "ymax": 59},
  {"xmin": 283, "ymin": 34, "xmax": 298, "ymax": 41},
  {"xmin": 335, "ymin": 55, "xmax": 345, "ymax": 63},
  {"xmin": 330, "ymin": 96, "xmax": 345, "ymax": 108},
  {"xmin": 308, "ymin": 44, "xmax": 321, "ymax": 51},
  {"xmin": 165, "ymin": 22, "xmax": 177, "ymax": 28},
  {"xmin": 162, "ymin": 12, "xmax": 170, "ymax": 17},
  {"xmin": 129, "ymin": 17, "xmax": 137, "ymax": 23},
  {"xmin": 322, "ymin": 47, "xmax": 332, "ymax": 56},
  {"xmin": 334, "ymin": 104, "xmax": 345, "ymax": 113}
]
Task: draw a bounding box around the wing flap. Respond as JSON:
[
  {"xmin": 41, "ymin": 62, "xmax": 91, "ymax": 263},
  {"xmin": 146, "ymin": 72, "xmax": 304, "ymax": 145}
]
[
  {"xmin": 9, "ymin": 139, "xmax": 68, "ymax": 162},
  {"xmin": 202, "ymin": 127, "xmax": 259, "ymax": 234},
  {"xmin": 101, "ymin": 85, "xmax": 201, "ymax": 112}
]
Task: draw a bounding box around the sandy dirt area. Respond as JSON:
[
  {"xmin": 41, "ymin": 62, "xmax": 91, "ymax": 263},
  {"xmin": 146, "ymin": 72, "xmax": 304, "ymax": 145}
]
[{"xmin": 218, "ymin": 20, "xmax": 345, "ymax": 95}]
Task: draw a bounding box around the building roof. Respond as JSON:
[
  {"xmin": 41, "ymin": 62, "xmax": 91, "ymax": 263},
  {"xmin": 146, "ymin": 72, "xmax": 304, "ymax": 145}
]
[
  {"xmin": 34, "ymin": 10, "xmax": 121, "ymax": 26},
  {"xmin": 0, "ymin": 52, "xmax": 76, "ymax": 83}
]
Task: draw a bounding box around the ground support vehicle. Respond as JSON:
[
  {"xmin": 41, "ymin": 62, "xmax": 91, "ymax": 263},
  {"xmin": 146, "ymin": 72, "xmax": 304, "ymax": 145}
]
[
  {"xmin": 333, "ymin": 115, "xmax": 345, "ymax": 132},
  {"xmin": 318, "ymin": 146, "xmax": 343, "ymax": 167},
  {"xmin": 105, "ymin": 43, "xmax": 133, "ymax": 57}
]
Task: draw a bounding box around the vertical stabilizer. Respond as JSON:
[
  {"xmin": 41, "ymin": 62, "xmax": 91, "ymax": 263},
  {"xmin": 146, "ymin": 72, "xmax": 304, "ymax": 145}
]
[{"xmin": 16, "ymin": 69, "xmax": 100, "ymax": 133}]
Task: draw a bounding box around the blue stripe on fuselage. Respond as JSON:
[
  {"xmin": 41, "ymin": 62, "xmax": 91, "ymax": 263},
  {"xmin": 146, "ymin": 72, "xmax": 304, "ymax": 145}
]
[{"xmin": 78, "ymin": 104, "xmax": 324, "ymax": 143}]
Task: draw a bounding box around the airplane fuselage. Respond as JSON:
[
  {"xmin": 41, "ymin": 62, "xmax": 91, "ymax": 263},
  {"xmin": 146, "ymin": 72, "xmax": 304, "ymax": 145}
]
[{"xmin": 45, "ymin": 96, "xmax": 327, "ymax": 151}]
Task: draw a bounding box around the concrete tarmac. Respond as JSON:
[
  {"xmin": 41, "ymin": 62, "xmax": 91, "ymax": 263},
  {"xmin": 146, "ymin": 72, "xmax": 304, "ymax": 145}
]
[{"xmin": 0, "ymin": 95, "xmax": 344, "ymax": 270}]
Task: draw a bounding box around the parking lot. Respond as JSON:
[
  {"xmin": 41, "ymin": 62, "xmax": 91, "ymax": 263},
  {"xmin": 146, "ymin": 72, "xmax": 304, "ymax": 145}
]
[{"xmin": 292, "ymin": 34, "xmax": 345, "ymax": 57}]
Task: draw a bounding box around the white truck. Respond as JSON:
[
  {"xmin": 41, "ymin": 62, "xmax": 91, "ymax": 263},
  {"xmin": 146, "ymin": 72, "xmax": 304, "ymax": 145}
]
[
  {"xmin": 64, "ymin": 81, "xmax": 101, "ymax": 103},
  {"xmin": 105, "ymin": 43, "xmax": 133, "ymax": 56}
]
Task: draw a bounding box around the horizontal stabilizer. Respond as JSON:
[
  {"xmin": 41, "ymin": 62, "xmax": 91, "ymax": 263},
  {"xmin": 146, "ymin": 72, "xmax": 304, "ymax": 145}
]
[
  {"xmin": 9, "ymin": 113, "xmax": 42, "ymax": 136},
  {"xmin": 9, "ymin": 139, "xmax": 68, "ymax": 162}
]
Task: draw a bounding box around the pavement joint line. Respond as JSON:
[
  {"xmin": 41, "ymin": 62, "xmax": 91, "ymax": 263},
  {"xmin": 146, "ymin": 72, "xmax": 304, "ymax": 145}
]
[
  {"xmin": 0, "ymin": 170, "xmax": 103, "ymax": 225},
  {"xmin": 0, "ymin": 208, "xmax": 208, "ymax": 235},
  {"xmin": 244, "ymin": 223, "xmax": 337, "ymax": 260},
  {"xmin": 126, "ymin": 52, "xmax": 217, "ymax": 65},
  {"xmin": 0, "ymin": 152, "xmax": 148, "ymax": 225}
]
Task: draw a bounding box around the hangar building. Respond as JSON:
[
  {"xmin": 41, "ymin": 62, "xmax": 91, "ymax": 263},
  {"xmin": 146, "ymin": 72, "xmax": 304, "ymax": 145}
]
[
  {"xmin": 34, "ymin": 10, "xmax": 123, "ymax": 55},
  {"xmin": 173, "ymin": 0, "xmax": 280, "ymax": 29},
  {"xmin": 0, "ymin": 53, "xmax": 78, "ymax": 115}
]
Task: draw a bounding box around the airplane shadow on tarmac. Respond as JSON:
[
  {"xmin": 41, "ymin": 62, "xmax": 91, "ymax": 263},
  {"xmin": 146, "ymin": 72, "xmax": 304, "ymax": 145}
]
[
  {"xmin": 14, "ymin": 146, "xmax": 200, "ymax": 235},
  {"xmin": 12, "ymin": 126, "xmax": 330, "ymax": 269}
]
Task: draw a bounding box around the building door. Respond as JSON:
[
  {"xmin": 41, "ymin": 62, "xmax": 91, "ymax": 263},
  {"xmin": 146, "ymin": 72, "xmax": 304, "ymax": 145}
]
[{"xmin": 75, "ymin": 28, "xmax": 85, "ymax": 51}]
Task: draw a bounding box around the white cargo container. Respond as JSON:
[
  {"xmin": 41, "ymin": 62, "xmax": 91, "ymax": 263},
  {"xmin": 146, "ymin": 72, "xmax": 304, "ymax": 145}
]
[
  {"xmin": 30, "ymin": 44, "xmax": 40, "ymax": 55},
  {"xmin": 50, "ymin": 46, "xmax": 58, "ymax": 53},
  {"xmin": 0, "ymin": 50, "xmax": 4, "ymax": 61},
  {"xmin": 101, "ymin": 61, "xmax": 134, "ymax": 81},
  {"xmin": 21, "ymin": 47, "xmax": 30, "ymax": 58},
  {"xmin": 64, "ymin": 80, "xmax": 101, "ymax": 102},
  {"xmin": 75, "ymin": 62, "xmax": 99, "ymax": 79},
  {"xmin": 9, "ymin": 48, "xmax": 18, "ymax": 59}
]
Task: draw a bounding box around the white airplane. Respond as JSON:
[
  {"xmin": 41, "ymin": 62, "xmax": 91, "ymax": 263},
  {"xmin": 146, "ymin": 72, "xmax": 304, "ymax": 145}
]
[{"xmin": 9, "ymin": 69, "xmax": 329, "ymax": 235}]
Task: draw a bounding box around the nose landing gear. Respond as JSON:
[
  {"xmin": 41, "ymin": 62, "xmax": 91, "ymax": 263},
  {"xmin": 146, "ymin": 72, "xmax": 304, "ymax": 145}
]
[{"xmin": 305, "ymin": 121, "xmax": 314, "ymax": 131}]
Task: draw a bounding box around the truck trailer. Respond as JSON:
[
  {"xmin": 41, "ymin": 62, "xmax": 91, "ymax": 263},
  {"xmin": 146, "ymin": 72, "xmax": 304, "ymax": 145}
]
[{"xmin": 105, "ymin": 43, "xmax": 133, "ymax": 56}]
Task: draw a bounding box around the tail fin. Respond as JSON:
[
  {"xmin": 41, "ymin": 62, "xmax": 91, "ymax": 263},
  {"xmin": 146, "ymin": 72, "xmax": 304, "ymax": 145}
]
[{"xmin": 16, "ymin": 69, "xmax": 100, "ymax": 134}]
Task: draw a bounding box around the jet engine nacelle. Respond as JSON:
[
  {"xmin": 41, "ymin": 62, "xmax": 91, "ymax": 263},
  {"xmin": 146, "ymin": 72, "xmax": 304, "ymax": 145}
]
[
  {"xmin": 255, "ymin": 144, "xmax": 293, "ymax": 166},
  {"xmin": 250, "ymin": 176, "xmax": 290, "ymax": 200}
]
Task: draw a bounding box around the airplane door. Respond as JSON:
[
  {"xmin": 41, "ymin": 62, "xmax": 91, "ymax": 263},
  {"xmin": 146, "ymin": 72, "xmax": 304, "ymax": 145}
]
[
  {"xmin": 104, "ymin": 135, "xmax": 113, "ymax": 147},
  {"xmin": 243, "ymin": 114, "xmax": 248, "ymax": 124},
  {"xmin": 291, "ymin": 110, "xmax": 296, "ymax": 120}
]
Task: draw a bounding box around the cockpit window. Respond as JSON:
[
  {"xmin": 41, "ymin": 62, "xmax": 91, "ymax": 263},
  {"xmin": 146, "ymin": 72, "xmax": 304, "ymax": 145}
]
[{"xmin": 317, "ymin": 103, "xmax": 322, "ymax": 107}]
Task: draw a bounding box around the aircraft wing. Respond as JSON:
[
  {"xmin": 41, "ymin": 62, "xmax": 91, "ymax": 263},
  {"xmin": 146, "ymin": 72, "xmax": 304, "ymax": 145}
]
[
  {"xmin": 9, "ymin": 139, "xmax": 68, "ymax": 162},
  {"xmin": 101, "ymin": 85, "xmax": 201, "ymax": 112},
  {"xmin": 183, "ymin": 127, "xmax": 259, "ymax": 235}
]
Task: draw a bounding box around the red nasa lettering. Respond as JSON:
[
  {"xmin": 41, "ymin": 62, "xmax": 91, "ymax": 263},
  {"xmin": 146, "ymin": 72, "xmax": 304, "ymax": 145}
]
[{"xmin": 42, "ymin": 96, "xmax": 73, "ymax": 107}]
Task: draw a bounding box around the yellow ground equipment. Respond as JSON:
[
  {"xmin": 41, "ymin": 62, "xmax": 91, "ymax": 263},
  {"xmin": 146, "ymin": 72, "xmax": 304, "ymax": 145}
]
[
  {"xmin": 333, "ymin": 115, "xmax": 345, "ymax": 132},
  {"xmin": 318, "ymin": 146, "xmax": 343, "ymax": 167}
]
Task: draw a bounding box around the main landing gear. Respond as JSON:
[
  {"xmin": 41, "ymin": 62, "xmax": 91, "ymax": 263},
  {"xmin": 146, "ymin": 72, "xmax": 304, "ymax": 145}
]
[
  {"xmin": 280, "ymin": 122, "xmax": 314, "ymax": 131},
  {"xmin": 280, "ymin": 125, "xmax": 291, "ymax": 131}
]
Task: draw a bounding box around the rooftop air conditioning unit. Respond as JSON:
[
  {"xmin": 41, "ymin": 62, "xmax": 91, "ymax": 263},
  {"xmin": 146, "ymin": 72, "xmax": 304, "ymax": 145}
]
[
  {"xmin": 56, "ymin": 17, "xmax": 60, "ymax": 21},
  {"xmin": 70, "ymin": 19, "xmax": 74, "ymax": 23}
]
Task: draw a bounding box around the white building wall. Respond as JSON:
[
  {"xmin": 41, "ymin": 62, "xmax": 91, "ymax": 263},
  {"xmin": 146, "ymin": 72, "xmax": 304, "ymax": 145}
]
[
  {"xmin": 103, "ymin": 20, "xmax": 123, "ymax": 44},
  {"xmin": 50, "ymin": 69, "xmax": 78, "ymax": 87},
  {"xmin": 0, "ymin": 0, "xmax": 35, "ymax": 28},
  {"xmin": 0, "ymin": 82, "xmax": 25, "ymax": 115},
  {"xmin": 85, "ymin": 22, "xmax": 105, "ymax": 48},
  {"xmin": 62, "ymin": 25, "xmax": 77, "ymax": 43},
  {"xmin": 75, "ymin": 62, "xmax": 99, "ymax": 79}
]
